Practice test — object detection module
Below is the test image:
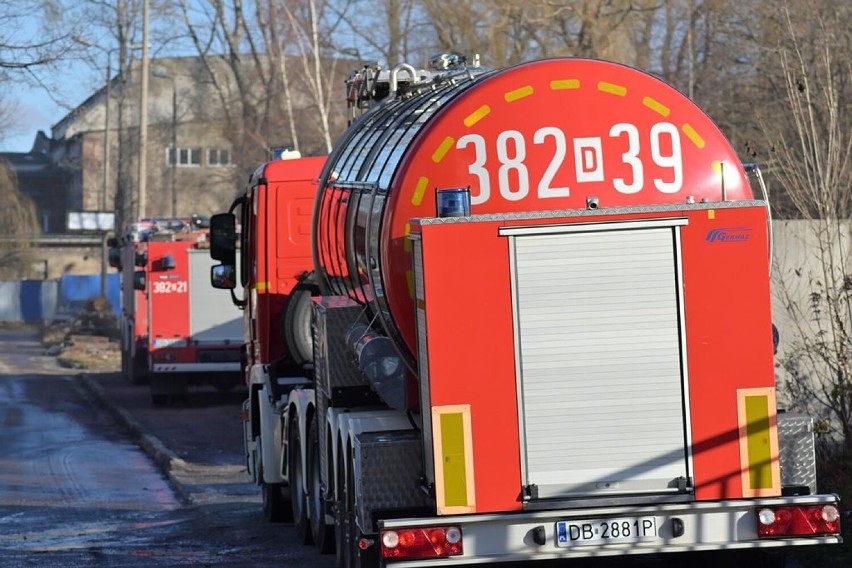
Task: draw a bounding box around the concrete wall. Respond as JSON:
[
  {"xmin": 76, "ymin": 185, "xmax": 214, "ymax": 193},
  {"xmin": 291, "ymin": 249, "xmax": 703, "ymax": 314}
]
[{"xmin": 770, "ymin": 220, "xmax": 852, "ymax": 413}]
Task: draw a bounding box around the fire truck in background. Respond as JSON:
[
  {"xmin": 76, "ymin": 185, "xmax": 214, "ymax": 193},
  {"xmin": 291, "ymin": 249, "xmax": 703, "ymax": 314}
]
[
  {"xmin": 110, "ymin": 216, "xmax": 243, "ymax": 404},
  {"xmin": 210, "ymin": 56, "xmax": 841, "ymax": 566}
]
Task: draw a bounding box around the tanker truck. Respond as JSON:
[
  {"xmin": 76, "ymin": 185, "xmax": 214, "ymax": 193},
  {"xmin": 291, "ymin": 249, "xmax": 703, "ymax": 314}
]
[{"xmin": 209, "ymin": 56, "xmax": 841, "ymax": 567}]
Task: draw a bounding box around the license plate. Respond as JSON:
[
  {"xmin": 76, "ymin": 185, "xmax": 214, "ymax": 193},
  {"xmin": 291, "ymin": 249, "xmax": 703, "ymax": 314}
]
[
  {"xmin": 556, "ymin": 517, "xmax": 657, "ymax": 547},
  {"xmin": 153, "ymin": 338, "xmax": 187, "ymax": 348}
]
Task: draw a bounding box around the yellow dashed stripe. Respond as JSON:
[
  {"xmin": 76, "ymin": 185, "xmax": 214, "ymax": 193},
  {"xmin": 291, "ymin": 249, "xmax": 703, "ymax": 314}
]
[
  {"xmin": 406, "ymin": 270, "xmax": 415, "ymax": 299},
  {"xmin": 411, "ymin": 177, "xmax": 429, "ymax": 206},
  {"xmin": 432, "ymin": 137, "xmax": 455, "ymax": 162},
  {"xmin": 682, "ymin": 123, "xmax": 705, "ymax": 149},
  {"xmin": 463, "ymin": 106, "xmax": 490, "ymax": 128},
  {"xmin": 643, "ymin": 96, "xmax": 670, "ymax": 117},
  {"xmin": 598, "ymin": 81, "xmax": 627, "ymax": 96},
  {"xmin": 403, "ymin": 223, "xmax": 412, "ymax": 253},
  {"xmin": 550, "ymin": 79, "xmax": 580, "ymax": 90},
  {"xmin": 505, "ymin": 86, "xmax": 533, "ymax": 102}
]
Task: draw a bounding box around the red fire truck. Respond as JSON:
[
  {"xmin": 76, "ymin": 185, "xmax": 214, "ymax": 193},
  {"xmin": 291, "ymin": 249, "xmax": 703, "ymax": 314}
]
[
  {"xmin": 113, "ymin": 217, "xmax": 243, "ymax": 403},
  {"xmin": 210, "ymin": 57, "xmax": 841, "ymax": 566}
]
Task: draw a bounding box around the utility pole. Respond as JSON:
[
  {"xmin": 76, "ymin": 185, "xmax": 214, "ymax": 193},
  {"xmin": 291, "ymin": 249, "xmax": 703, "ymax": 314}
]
[
  {"xmin": 137, "ymin": 0, "xmax": 150, "ymax": 220},
  {"xmin": 171, "ymin": 84, "xmax": 177, "ymax": 217}
]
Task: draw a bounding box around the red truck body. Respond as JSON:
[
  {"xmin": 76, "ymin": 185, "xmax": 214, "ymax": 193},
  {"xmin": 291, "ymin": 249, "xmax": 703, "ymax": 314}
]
[
  {"xmin": 114, "ymin": 218, "xmax": 243, "ymax": 403},
  {"xmin": 239, "ymin": 155, "xmax": 326, "ymax": 374},
  {"xmin": 209, "ymin": 57, "xmax": 841, "ymax": 566}
]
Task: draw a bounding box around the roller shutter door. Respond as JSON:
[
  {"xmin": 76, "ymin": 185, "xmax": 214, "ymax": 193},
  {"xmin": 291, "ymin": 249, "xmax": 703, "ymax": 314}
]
[{"xmin": 510, "ymin": 222, "xmax": 690, "ymax": 499}]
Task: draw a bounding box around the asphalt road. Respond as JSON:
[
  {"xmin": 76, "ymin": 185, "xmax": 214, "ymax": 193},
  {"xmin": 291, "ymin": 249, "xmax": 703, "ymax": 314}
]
[{"xmin": 0, "ymin": 324, "xmax": 336, "ymax": 567}]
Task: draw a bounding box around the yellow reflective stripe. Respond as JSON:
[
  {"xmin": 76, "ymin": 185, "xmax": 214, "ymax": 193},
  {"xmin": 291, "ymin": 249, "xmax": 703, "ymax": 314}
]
[
  {"xmin": 432, "ymin": 137, "xmax": 455, "ymax": 162},
  {"xmin": 737, "ymin": 388, "xmax": 781, "ymax": 497},
  {"xmin": 504, "ymin": 85, "xmax": 533, "ymax": 102},
  {"xmin": 411, "ymin": 177, "xmax": 429, "ymax": 206},
  {"xmin": 432, "ymin": 405, "xmax": 476, "ymax": 514},
  {"xmin": 403, "ymin": 222, "xmax": 412, "ymax": 253},
  {"xmin": 682, "ymin": 123, "xmax": 705, "ymax": 149},
  {"xmin": 256, "ymin": 282, "xmax": 269, "ymax": 291},
  {"xmin": 550, "ymin": 79, "xmax": 580, "ymax": 90},
  {"xmin": 463, "ymin": 105, "xmax": 490, "ymax": 128},
  {"xmin": 642, "ymin": 96, "xmax": 670, "ymax": 117},
  {"xmin": 441, "ymin": 413, "xmax": 468, "ymax": 506},
  {"xmin": 745, "ymin": 396, "xmax": 772, "ymax": 490},
  {"xmin": 597, "ymin": 81, "xmax": 627, "ymax": 96},
  {"xmin": 405, "ymin": 270, "xmax": 415, "ymax": 299}
]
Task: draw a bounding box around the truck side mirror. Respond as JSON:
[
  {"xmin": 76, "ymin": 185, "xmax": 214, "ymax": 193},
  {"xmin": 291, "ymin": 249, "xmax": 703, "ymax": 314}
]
[
  {"xmin": 133, "ymin": 270, "xmax": 146, "ymax": 291},
  {"xmin": 108, "ymin": 246, "xmax": 122, "ymax": 270},
  {"xmin": 210, "ymin": 213, "xmax": 237, "ymax": 264},
  {"xmin": 211, "ymin": 264, "xmax": 237, "ymax": 290}
]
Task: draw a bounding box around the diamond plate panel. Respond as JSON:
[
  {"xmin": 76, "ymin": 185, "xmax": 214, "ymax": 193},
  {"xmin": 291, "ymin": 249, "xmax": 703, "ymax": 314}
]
[
  {"xmin": 313, "ymin": 297, "xmax": 370, "ymax": 398},
  {"xmin": 353, "ymin": 430, "xmax": 430, "ymax": 532},
  {"xmin": 777, "ymin": 412, "xmax": 817, "ymax": 494}
]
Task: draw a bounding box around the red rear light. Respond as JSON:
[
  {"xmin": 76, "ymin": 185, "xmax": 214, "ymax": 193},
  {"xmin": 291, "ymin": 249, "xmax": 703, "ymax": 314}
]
[
  {"xmin": 757, "ymin": 505, "xmax": 840, "ymax": 537},
  {"xmin": 150, "ymin": 350, "xmax": 175, "ymax": 362},
  {"xmin": 380, "ymin": 526, "xmax": 463, "ymax": 561}
]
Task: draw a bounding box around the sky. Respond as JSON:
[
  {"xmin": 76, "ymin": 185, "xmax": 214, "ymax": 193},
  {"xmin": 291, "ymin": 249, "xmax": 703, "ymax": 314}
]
[
  {"xmin": 0, "ymin": 1, "xmax": 101, "ymax": 152},
  {"xmin": 1, "ymin": 84, "xmax": 90, "ymax": 153}
]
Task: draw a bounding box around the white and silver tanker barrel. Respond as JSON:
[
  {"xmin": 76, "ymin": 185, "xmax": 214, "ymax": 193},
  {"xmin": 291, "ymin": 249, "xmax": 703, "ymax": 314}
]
[{"xmin": 346, "ymin": 323, "xmax": 407, "ymax": 411}]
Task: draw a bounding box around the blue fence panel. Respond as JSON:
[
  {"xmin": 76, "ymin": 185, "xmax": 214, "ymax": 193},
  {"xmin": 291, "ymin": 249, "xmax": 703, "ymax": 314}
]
[
  {"xmin": 0, "ymin": 275, "xmax": 120, "ymax": 322},
  {"xmin": 59, "ymin": 274, "xmax": 121, "ymax": 316},
  {"xmin": 20, "ymin": 281, "xmax": 43, "ymax": 321}
]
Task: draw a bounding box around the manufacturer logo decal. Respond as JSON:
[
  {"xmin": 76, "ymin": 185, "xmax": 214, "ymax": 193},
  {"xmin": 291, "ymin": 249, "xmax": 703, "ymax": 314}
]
[{"xmin": 705, "ymin": 227, "xmax": 751, "ymax": 243}]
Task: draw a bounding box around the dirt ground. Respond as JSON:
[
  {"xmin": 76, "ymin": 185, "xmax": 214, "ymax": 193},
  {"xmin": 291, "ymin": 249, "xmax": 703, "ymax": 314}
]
[{"xmin": 39, "ymin": 297, "xmax": 121, "ymax": 371}]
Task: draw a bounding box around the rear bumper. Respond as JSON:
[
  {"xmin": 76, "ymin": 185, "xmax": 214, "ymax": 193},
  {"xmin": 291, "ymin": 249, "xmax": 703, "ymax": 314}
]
[
  {"xmin": 379, "ymin": 494, "xmax": 841, "ymax": 565},
  {"xmin": 152, "ymin": 362, "xmax": 240, "ymax": 373}
]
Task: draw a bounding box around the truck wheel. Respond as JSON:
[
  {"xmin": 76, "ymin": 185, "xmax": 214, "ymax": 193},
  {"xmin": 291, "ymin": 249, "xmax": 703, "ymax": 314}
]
[
  {"xmin": 308, "ymin": 418, "xmax": 335, "ymax": 553},
  {"xmin": 262, "ymin": 481, "xmax": 291, "ymax": 523},
  {"xmin": 128, "ymin": 347, "xmax": 150, "ymax": 385},
  {"xmin": 335, "ymin": 446, "xmax": 352, "ymax": 568},
  {"xmin": 347, "ymin": 455, "xmax": 372, "ymax": 568},
  {"xmin": 282, "ymin": 275, "xmax": 318, "ymax": 367},
  {"xmin": 289, "ymin": 417, "xmax": 312, "ymax": 544}
]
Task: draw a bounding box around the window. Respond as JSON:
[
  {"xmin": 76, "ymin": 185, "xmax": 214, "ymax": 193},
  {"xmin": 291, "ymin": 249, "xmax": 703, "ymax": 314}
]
[
  {"xmin": 167, "ymin": 147, "xmax": 201, "ymax": 167},
  {"xmin": 207, "ymin": 148, "xmax": 232, "ymax": 167}
]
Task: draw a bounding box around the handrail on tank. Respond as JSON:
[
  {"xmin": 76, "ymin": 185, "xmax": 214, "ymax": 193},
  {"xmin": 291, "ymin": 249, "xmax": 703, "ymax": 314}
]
[
  {"xmin": 388, "ymin": 63, "xmax": 419, "ymax": 98},
  {"xmin": 743, "ymin": 163, "xmax": 773, "ymax": 277}
]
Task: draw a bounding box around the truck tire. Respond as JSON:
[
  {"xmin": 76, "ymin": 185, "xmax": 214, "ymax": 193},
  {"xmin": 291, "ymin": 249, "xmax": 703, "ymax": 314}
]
[
  {"xmin": 335, "ymin": 446, "xmax": 351, "ymax": 568},
  {"xmin": 282, "ymin": 275, "xmax": 318, "ymax": 367},
  {"xmin": 308, "ymin": 418, "xmax": 335, "ymax": 554},
  {"xmin": 289, "ymin": 416, "xmax": 312, "ymax": 544},
  {"xmin": 127, "ymin": 347, "xmax": 149, "ymax": 385}
]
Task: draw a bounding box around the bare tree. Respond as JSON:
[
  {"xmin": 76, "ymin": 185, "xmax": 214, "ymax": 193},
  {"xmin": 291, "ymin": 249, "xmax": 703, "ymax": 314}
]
[
  {"xmin": 0, "ymin": 1, "xmax": 90, "ymax": 142},
  {"xmin": 760, "ymin": 4, "xmax": 852, "ymax": 451},
  {"xmin": 0, "ymin": 1, "xmax": 83, "ymax": 70},
  {"xmin": 0, "ymin": 159, "xmax": 41, "ymax": 278}
]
